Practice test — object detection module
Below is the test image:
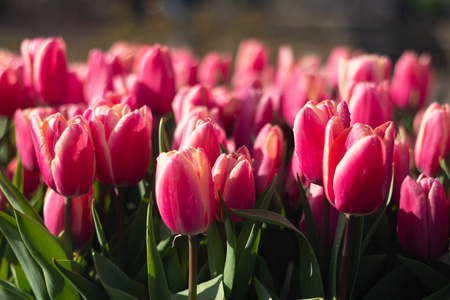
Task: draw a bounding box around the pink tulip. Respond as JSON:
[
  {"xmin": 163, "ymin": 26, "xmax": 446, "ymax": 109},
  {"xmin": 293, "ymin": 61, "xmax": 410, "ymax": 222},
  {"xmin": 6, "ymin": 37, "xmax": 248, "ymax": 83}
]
[
  {"xmin": 155, "ymin": 147, "xmax": 216, "ymax": 235},
  {"xmin": 281, "ymin": 66, "xmax": 327, "ymax": 127},
  {"xmin": 178, "ymin": 116, "xmax": 223, "ymax": 165},
  {"xmin": 171, "ymin": 47, "xmax": 198, "ymax": 88},
  {"xmin": 21, "ymin": 37, "xmax": 44, "ymax": 91},
  {"xmin": 293, "ymin": 100, "xmax": 350, "ymax": 185},
  {"xmin": 323, "ymin": 119, "xmax": 395, "ymax": 215},
  {"xmin": 392, "ymin": 136, "xmax": 411, "ymax": 204},
  {"xmin": 30, "ymin": 113, "xmax": 96, "ymax": 197},
  {"xmin": 326, "ymin": 46, "xmax": 351, "ymax": 91},
  {"xmin": 0, "ymin": 66, "xmax": 27, "ymax": 116},
  {"xmin": 397, "ymin": 174, "xmax": 449, "ymax": 261},
  {"xmin": 274, "ymin": 45, "xmax": 294, "ymax": 88},
  {"xmin": 133, "ymin": 45, "xmax": 175, "ymax": 115},
  {"xmin": 391, "ymin": 51, "xmax": 433, "ymax": 110},
  {"xmin": 7, "ymin": 158, "xmax": 41, "ymax": 199},
  {"xmin": 283, "ymin": 152, "xmax": 307, "ymax": 210},
  {"xmin": 84, "ymin": 103, "xmax": 152, "ymax": 186},
  {"xmin": 299, "ymin": 184, "xmax": 340, "ymax": 245},
  {"xmin": 15, "ymin": 107, "xmax": 58, "ymax": 171},
  {"xmin": 107, "ymin": 41, "xmax": 140, "ymax": 74},
  {"xmin": 44, "ymin": 186, "xmax": 94, "ymax": 251},
  {"xmin": 172, "ymin": 84, "xmax": 214, "ymax": 124},
  {"xmin": 33, "ymin": 37, "xmax": 68, "ymax": 105},
  {"xmin": 198, "ymin": 51, "xmax": 232, "ymax": 87},
  {"xmin": 211, "ymin": 87, "xmax": 239, "ymax": 132},
  {"xmin": 347, "ymin": 82, "xmax": 389, "ymax": 128},
  {"xmin": 212, "ymin": 146, "xmax": 255, "ymax": 222},
  {"xmin": 253, "ymin": 124, "xmax": 285, "ymax": 195},
  {"xmin": 338, "ymin": 54, "xmax": 391, "ymax": 102},
  {"xmin": 414, "ymin": 102, "xmax": 450, "ymax": 176},
  {"xmin": 84, "ymin": 49, "xmax": 114, "ymax": 106},
  {"xmin": 65, "ymin": 70, "xmax": 85, "ymax": 104},
  {"xmin": 58, "ymin": 103, "xmax": 87, "ymax": 120}
]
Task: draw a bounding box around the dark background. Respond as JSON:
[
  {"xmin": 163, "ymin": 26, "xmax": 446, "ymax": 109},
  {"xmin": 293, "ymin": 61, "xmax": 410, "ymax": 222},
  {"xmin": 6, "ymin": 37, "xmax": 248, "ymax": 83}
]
[{"xmin": 1, "ymin": 0, "xmax": 449, "ymax": 100}]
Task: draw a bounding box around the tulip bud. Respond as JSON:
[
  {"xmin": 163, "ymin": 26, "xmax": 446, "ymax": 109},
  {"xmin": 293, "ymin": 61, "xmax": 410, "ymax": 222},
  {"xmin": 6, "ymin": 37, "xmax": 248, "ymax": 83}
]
[
  {"xmin": 397, "ymin": 175, "xmax": 449, "ymax": 261},
  {"xmin": 274, "ymin": 45, "xmax": 294, "ymax": 88},
  {"xmin": 391, "ymin": 51, "xmax": 433, "ymax": 110},
  {"xmin": 33, "ymin": 38, "xmax": 68, "ymax": 105},
  {"xmin": 30, "ymin": 113, "xmax": 96, "ymax": 197},
  {"xmin": 178, "ymin": 116, "xmax": 223, "ymax": 166},
  {"xmin": 0, "ymin": 66, "xmax": 27, "ymax": 116},
  {"xmin": 84, "ymin": 49, "xmax": 114, "ymax": 106},
  {"xmin": 21, "ymin": 37, "xmax": 44, "ymax": 91},
  {"xmin": 293, "ymin": 100, "xmax": 350, "ymax": 185},
  {"xmin": 233, "ymin": 39, "xmax": 270, "ymax": 89},
  {"xmin": 44, "ymin": 187, "xmax": 94, "ymax": 251},
  {"xmin": 414, "ymin": 102, "xmax": 450, "ymax": 176},
  {"xmin": 84, "ymin": 103, "xmax": 152, "ymax": 186},
  {"xmin": 133, "ymin": 45, "xmax": 175, "ymax": 115},
  {"xmin": 155, "ymin": 148, "xmax": 216, "ymax": 235},
  {"xmin": 326, "ymin": 46, "xmax": 351, "ymax": 91},
  {"xmin": 212, "ymin": 146, "xmax": 255, "ymax": 222},
  {"xmin": 198, "ymin": 51, "xmax": 231, "ymax": 87},
  {"xmin": 171, "ymin": 48, "xmax": 198, "ymax": 88},
  {"xmin": 323, "ymin": 119, "xmax": 395, "ymax": 215},
  {"xmin": 253, "ymin": 124, "xmax": 285, "ymax": 195},
  {"xmin": 172, "ymin": 84, "xmax": 214, "ymax": 124},
  {"xmin": 15, "ymin": 107, "xmax": 58, "ymax": 171},
  {"xmin": 347, "ymin": 82, "xmax": 389, "ymax": 128},
  {"xmin": 299, "ymin": 184, "xmax": 340, "ymax": 245}
]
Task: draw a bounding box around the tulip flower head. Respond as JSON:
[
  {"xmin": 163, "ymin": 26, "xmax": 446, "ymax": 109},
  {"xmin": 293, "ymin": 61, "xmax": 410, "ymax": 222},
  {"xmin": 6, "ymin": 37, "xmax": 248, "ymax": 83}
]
[
  {"xmin": 31, "ymin": 113, "xmax": 96, "ymax": 198},
  {"xmin": 212, "ymin": 146, "xmax": 255, "ymax": 222},
  {"xmin": 397, "ymin": 174, "xmax": 449, "ymax": 261},
  {"xmin": 155, "ymin": 147, "xmax": 216, "ymax": 236}
]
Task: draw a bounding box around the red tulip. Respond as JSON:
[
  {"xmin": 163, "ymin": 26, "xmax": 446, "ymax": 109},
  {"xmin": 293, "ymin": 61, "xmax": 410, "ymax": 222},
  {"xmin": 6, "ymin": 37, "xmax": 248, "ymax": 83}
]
[
  {"xmin": 397, "ymin": 174, "xmax": 449, "ymax": 261},
  {"xmin": 155, "ymin": 147, "xmax": 216, "ymax": 235}
]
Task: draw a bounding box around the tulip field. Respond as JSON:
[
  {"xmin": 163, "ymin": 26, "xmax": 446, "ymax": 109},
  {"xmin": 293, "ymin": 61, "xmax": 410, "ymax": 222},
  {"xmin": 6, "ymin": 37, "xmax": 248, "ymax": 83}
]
[{"xmin": 0, "ymin": 37, "xmax": 448, "ymax": 300}]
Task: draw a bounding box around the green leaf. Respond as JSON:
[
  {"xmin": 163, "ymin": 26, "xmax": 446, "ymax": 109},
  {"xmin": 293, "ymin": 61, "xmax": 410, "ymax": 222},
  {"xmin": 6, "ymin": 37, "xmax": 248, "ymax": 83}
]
[
  {"xmin": 297, "ymin": 174, "xmax": 320, "ymax": 257},
  {"xmin": 126, "ymin": 197, "xmax": 149, "ymax": 276},
  {"xmin": 255, "ymin": 256, "xmax": 277, "ymax": 295},
  {"xmin": 171, "ymin": 274, "xmax": 224, "ymax": 300},
  {"xmin": 361, "ymin": 165, "xmax": 394, "ymax": 254},
  {"xmin": 12, "ymin": 154, "xmax": 24, "ymax": 194},
  {"xmin": 423, "ymin": 284, "xmax": 450, "ymax": 300},
  {"xmin": 219, "ymin": 144, "xmax": 229, "ymax": 154},
  {"xmin": 0, "ymin": 171, "xmax": 43, "ymax": 225},
  {"xmin": 29, "ymin": 186, "xmax": 44, "ymax": 213},
  {"xmin": 219, "ymin": 192, "xmax": 236, "ymax": 299},
  {"xmin": 91, "ymin": 200, "xmax": 112, "ymax": 259},
  {"xmin": 15, "ymin": 210, "xmax": 79, "ymax": 300},
  {"xmin": 146, "ymin": 198, "xmax": 171, "ymax": 300},
  {"xmin": 164, "ymin": 247, "xmax": 186, "ymax": 293},
  {"xmin": 354, "ymin": 255, "xmax": 387, "ymax": 298},
  {"xmin": 158, "ymin": 118, "xmax": 170, "ymax": 154},
  {"xmin": 439, "ymin": 157, "xmax": 450, "ymax": 181},
  {"xmin": 0, "ymin": 278, "xmax": 33, "ymax": 300},
  {"xmin": 231, "ymin": 223, "xmax": 261, "ymax": 300},
  {"xmin": 363, "ymin": 265, "xmax": 411, "ymax": 300},
  {"xmin": 11, "ymin": 264, "xmax": 31, "ymax": 294},
  {"xmin": 343, "ymin": 216, "xmax": 364, "ymax": 300},
  {"xmin": 280, "ymin": 260, "xmax": 294, "ymax": 299},
  {"xmin": 398, "ymin": 255, "xmax": 449, "ymax": 293},
  {"xmin": 206, "ymin": 221, "xmax": 224, "ymax": 278},
  {"xmin": 328, "ymin": 212, "xmax": 346, "ymax": 300},
  {"xmin": 92, "ymin": 251, "xmax": 147, "ymax": 300},
  {"xmin": 254, "ymin": 277, "xmax": 281, "ymax": 300},
  {"xmin": 232, "ymin": 208, "xmax": 324, "ymax": 299},
  {"xmin": 53, "ymin": 259, "xmax": 107, "ymax": 300},
  {"xmin": 0, "ymin": 212, "xmax": 48, "ymax": 300}
]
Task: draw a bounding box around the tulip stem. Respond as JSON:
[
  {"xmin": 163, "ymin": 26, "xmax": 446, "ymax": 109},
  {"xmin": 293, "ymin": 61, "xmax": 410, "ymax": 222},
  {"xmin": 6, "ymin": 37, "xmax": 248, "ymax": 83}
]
[
  {"xmin": 188, "ymin": 235, "xmax": 197, "ymax": 300},
  {"xmin": 64, "ymin": 197, "xmax": 73, "ymax": 256},
  {"xmin": 115, "ymin": 187, "xmax": 125, "ymax": 269},
  {"xmin": 338, "ymin": 214, "xmax": 358, "ymax": 300},
  {"xmin": 319, "ymin": 193, "xmax": 330, "ymax": 282}
]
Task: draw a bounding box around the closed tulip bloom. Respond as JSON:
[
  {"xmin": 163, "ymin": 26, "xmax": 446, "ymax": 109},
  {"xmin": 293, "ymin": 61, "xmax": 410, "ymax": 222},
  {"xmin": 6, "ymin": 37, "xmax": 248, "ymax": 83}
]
[
  {"xmin": 414, "ymin": 102, "xmax": 450, "ymax": 176},
  {"xmin": 397, "ymin": 175, "xmax": 449, "ymax": 261},
  {"xmin": 253, "ymin": 124, "xmax": 285, "ymax": 195},
  {"xmin": 0, "ymin": 66, "xmax": 27, "ymax": 116},
  {"xmin": 133, "ymin": 45, "xmax": 175, "ymax": 115},
  {"xmin": 178, "ymin": 116, "xmax": 222, "ymax": 166},
  {"xmin": 21, "ymin": 37, "xmax": 44, "ymax": 90},
  {"xmin": 155, "ymin": 147, "xmax": 216, "ymax": 235},
  {"xmin": 233, "ymin": 39, "xmax": 270, "ymax": 89},
  {"xmin": 172, "ymin": 84, "xmax": 214, "ymax": 124},
  {"xmin": 391, "ymin": 51, "xmax": 433, "ymax": 110},
  {"xmin": 325, "ymin": 46, "xmax": 351, "ymax": 91},
  {"xmin": 283, "ymin": 152, "xmax": 307, "ymax": 210},
  {"xmin": 84, "ymin": 49, "xmax": 114, "ymax": 106},
  {"xmin": 84, "ymin": 103, "xmax": 152, "ymax": 186},
  {"xmin": 212, "ymin": 146, "xmax": 255, "ymax": 222},
  {"xmin": 44, "ymin": 186, "xmax": 94, "ymax": 251},
  {"xmin": 198, "ymin": 51, "xmax": 231, "ymax": 87},
  {"xmin": 171, "ymin": 48, "xmax": 198, "ymax": 88},
  {"xmin": 33, "ymin": 37, "xmax": 68, "ymax": 105},
  {"xmin": 30, "ymin": 113, "xmax": 96, "ymax": 197},
  {"xmin": 15, "ymin": 107, "xmax": 58, "ymax": 171},
  {"xmin": 347, "ymin": 82, "xmax": 388, "ymax": 128},
  {"xmin": 323, "ymin": 119, "xmax": 395, "ymax": 215},
  {"xmin": 293, "ymin": 100, "xmax": 350, "ymax": 185},
  {"xmin": 274, "ymin": 45, "xmax": 294, "ymax": 88},
  {"xmin": 392, "ymin": 136, "xmax": 411, "ymax": 204}
]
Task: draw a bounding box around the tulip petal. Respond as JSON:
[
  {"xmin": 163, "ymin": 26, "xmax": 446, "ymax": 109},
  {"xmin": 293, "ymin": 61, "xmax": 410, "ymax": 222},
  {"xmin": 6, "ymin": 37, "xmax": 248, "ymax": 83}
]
[
  {"xmin": 31, "ymin": 115, "xmax": 55, "ymax": 191},
  {"xmin": 89, "ymin": 119, "xmax": 114, "ymax": 184}
]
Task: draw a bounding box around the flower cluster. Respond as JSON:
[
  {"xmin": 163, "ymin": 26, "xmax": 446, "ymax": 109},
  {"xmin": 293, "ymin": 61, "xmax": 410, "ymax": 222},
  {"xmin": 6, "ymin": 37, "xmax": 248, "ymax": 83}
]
[{"xmin": 0, "ymin": 37, "xmax": 447, "ymax": 300}]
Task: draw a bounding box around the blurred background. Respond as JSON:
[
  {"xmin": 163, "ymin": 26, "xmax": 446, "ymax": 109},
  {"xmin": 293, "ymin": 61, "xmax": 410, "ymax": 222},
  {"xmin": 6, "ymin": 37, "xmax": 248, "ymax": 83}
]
[{"xmin": 1, "ymin": 0, "xmax": 450, "ymax": 99}]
